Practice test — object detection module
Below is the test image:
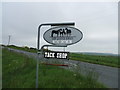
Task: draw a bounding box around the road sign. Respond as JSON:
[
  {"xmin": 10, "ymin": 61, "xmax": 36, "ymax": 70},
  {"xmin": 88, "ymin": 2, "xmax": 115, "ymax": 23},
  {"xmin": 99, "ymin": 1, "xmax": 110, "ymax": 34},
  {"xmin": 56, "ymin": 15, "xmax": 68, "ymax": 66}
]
[
  {"xmin": 44, "ymin": 51, "xmax": 69, "ymax": 59},
  {"xmin": 36, "ymin": 23, "xmax": 76, "ymax": 88},
  {"xmin": 43, "ymin": 26, "xmax": 83, "ymax": 46}
]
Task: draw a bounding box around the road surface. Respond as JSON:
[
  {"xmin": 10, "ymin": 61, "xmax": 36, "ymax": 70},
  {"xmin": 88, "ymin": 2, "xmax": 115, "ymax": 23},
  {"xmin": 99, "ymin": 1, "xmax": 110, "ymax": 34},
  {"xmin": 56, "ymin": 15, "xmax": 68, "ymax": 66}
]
[{"xmin": 5, "ymin": 47, "xmax": 119, "ymax": 88}]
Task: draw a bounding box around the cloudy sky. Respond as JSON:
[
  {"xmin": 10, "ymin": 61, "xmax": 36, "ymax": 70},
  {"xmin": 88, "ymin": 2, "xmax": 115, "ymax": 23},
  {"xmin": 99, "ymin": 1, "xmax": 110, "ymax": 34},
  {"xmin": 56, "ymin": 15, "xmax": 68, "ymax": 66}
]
[{"xmin": 2, "ymin": 1, "xmax": 118, "ymax": 54}]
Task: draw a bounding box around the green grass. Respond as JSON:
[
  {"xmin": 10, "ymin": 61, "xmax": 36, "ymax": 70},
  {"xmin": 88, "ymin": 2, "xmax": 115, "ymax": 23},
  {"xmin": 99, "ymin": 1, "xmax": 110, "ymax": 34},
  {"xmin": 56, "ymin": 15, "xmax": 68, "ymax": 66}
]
[
  {"xmin": 2, "ymin": 48, "xmax": 105, "ymax": 88},
  {"xmin": 4, "ymin": 45, "xmax": 50, "ymax": 53},
  {"xmin": 70, "ymin": 53, "xmax": 119, "ymax": 68},
  {"xmin": 6, "ymin": 45, "xmax": 37, "ymax": 53},
  {"xmin": 3, "ymin": 45, "xmax": 119, "ymax": 68}
]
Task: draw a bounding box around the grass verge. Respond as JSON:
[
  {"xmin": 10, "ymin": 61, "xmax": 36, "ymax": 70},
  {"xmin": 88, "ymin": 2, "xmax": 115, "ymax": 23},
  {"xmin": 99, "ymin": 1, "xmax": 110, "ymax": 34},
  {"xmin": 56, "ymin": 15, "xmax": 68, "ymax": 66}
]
[
  {"xmin": 2, "ymin": 48, "xmax": 105, "ymax": 88},
  {"xmin": 70, "ymin": 53, "xmax": 119, "ymax": 68},
  {"xmin": 5, "ymin": 45, "xmax": 37, "ymax": 53},
  {"xmin": 3, "ymin": 45, "xmax": 119, "ymax": 68}
]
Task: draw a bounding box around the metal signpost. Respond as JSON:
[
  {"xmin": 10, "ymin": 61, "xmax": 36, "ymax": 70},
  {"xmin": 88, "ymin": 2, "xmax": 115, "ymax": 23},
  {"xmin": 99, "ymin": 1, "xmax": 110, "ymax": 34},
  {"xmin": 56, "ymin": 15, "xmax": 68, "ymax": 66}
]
[
  {"xmin": 36, "ymin": 22, "xmax": 83, "ymax": 88},
  {"xmin": 36, "ymin": 23, "xmax": 75, "ymax": 88}
]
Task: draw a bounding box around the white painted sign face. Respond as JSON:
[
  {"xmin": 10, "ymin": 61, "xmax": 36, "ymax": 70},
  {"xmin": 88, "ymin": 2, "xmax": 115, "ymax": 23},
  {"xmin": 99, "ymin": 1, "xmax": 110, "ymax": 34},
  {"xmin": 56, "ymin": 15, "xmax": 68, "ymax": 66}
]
[
  {"xmin": 43, "ymin": 26, "xmax": 83, "ymax": 46},
  {"xmin": 44, "ymin": 51, "xmax": 69, "ymax": 59}
]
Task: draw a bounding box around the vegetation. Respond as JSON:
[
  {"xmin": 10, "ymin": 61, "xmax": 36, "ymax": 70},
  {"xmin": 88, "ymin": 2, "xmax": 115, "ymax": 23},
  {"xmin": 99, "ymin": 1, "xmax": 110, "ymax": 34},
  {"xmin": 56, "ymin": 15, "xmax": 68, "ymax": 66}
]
[
  {"xmin": 6, "ymin": 45, "xmax": 37, "ymax": 53},
  {"xmin": 70, "ymin": 53, "xmax": 119, "ymax": 68},
  {"xmin": 2, "ymin": 44, "xmax": 119, "ymax": 67},
  {"xmin": 3, "ymin": 45, "xmax": 51, "ymax": 53},
  {"xmin": 2, "ymin": 48, "xmax": 105, "ymax": 88}
]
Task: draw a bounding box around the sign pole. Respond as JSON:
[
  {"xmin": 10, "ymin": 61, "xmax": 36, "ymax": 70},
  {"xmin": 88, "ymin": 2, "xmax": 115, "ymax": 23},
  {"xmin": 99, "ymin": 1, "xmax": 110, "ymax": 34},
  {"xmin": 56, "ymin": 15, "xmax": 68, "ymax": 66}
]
[{"xmin": 36, "ymin": 24, "xmax": 42, "ymax": 88}]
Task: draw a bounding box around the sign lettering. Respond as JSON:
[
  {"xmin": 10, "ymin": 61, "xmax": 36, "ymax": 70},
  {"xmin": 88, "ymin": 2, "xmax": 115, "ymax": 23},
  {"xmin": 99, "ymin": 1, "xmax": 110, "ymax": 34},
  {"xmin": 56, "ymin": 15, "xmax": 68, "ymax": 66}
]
[{"xmin": 44, "ymin": 51, "xmax": 69, "ymax": 59}]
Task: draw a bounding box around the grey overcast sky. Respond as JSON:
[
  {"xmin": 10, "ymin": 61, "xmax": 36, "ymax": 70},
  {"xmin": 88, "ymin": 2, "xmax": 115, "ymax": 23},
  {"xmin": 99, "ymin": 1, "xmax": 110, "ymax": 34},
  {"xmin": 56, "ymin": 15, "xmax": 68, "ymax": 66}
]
[{"xmin": 2, "ymin": 2, "xmax": 118, "ymax": 54}]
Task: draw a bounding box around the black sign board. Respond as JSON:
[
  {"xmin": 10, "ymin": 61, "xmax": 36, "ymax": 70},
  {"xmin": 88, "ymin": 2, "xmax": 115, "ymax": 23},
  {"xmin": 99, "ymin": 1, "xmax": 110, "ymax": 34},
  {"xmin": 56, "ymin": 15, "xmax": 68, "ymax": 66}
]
[{"xmin": 44, "ymin": 51, "xmax": 69, "ymax": 59}]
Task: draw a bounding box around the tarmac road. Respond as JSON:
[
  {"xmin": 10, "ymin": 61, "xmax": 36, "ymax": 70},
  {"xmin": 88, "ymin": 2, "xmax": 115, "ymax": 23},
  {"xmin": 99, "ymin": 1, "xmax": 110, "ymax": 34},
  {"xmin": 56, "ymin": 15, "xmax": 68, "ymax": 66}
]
[
  {"xmin": 5, "ymin": 47, "xmax": 119, "ymax": 88},
  {"xmin": 65, "ymin": 60, "xmax": 119, "ymax": 88}
]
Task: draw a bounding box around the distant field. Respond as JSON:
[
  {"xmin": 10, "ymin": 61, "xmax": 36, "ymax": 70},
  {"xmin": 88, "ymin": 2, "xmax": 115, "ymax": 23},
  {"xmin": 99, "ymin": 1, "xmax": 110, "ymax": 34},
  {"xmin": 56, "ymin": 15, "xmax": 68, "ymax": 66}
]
[
  {"xmin": 4, "ymin": 45, "xmax": 37, "ymax": 53},
  {"xmin": 2, "ymin": 48, "xmax": 105, "ymax": 88},
  {"xmin": 3, "ymin": 45, "xmax": 119, "ymax": 68},
  {"xmin": 70, "ymin": 53, "xmax": 119, "ymax": 68}
]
